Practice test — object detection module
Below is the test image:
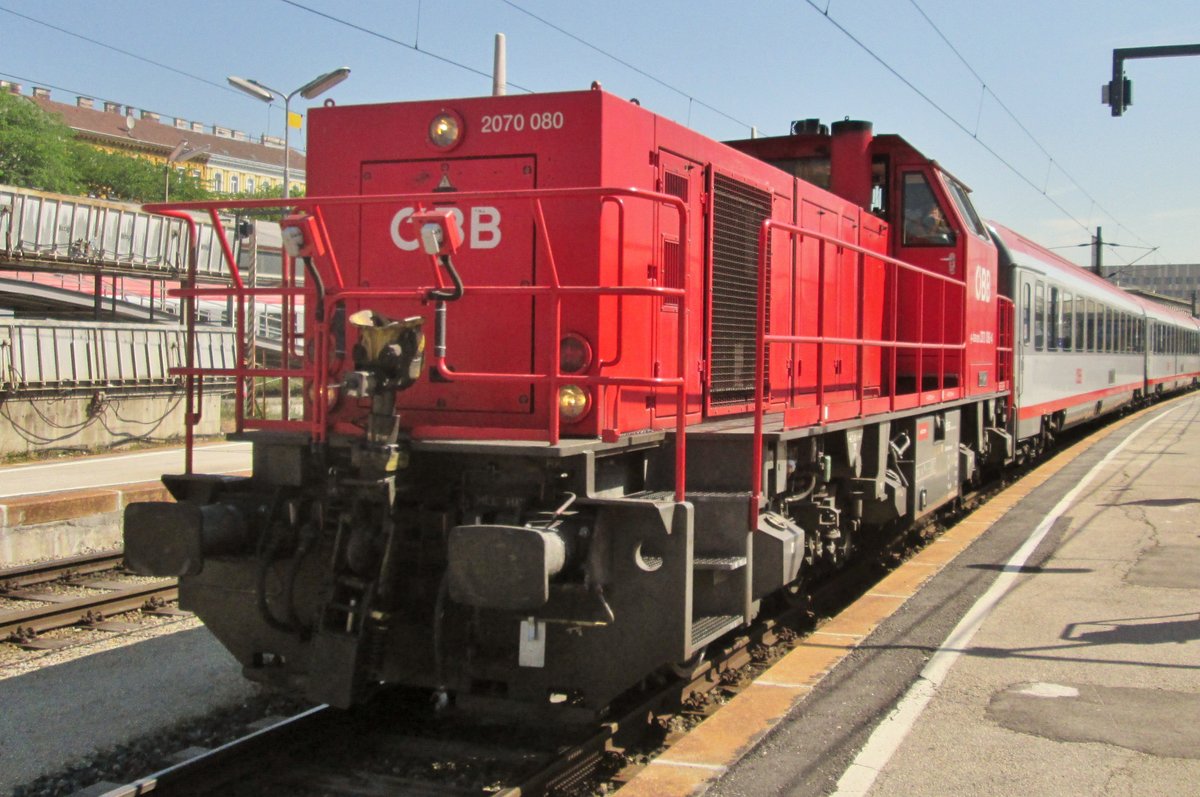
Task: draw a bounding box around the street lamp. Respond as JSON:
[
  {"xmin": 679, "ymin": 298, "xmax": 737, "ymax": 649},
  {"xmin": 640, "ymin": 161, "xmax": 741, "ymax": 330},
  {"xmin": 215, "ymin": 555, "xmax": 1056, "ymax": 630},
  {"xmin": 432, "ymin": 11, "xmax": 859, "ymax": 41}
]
[
  {"xmin": 226, "ymin": 67, "xmax": 351, "ymax": 199},
  {"xmin": 164, "ymin": 140, "xmax": 209, "ymax": 201}
]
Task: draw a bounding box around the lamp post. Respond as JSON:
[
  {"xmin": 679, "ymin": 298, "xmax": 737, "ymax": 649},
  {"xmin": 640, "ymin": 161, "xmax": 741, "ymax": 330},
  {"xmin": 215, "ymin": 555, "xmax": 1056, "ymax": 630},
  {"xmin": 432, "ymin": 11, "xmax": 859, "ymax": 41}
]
[
  {"xmin": 164, "ymin": 140, "xmax": 209, "ymax": 202},
  {"xmin": 226, "ymin": 67, "xmax": 350, "ymax": 199}
]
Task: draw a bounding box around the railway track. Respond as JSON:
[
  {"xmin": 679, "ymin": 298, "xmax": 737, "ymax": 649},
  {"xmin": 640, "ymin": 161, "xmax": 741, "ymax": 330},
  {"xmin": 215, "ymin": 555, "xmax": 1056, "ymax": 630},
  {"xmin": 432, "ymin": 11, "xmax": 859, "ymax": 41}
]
[
  {"xmin": 83, "ymin": 559, "xmax": 848, "ymax": 796},
  {"xmin": 0, "ymin": 551, "xmax": 180, "ymax": 649}
]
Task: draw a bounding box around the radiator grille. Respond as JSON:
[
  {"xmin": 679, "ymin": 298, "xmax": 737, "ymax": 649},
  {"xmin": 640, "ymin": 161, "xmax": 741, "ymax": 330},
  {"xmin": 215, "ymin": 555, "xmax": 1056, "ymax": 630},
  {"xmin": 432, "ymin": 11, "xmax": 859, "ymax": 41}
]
[{"xmin": 710, "ymin": 174, "xmax": 771, "ymax": 406}]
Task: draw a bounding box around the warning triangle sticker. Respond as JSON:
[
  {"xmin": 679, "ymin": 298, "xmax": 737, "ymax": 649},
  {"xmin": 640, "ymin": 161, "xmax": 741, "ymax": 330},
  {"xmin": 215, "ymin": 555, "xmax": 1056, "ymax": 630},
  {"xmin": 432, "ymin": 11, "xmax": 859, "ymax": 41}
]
[{"xmin": 434, "ymin": 173, "xmax": 456, "ymax": 192}]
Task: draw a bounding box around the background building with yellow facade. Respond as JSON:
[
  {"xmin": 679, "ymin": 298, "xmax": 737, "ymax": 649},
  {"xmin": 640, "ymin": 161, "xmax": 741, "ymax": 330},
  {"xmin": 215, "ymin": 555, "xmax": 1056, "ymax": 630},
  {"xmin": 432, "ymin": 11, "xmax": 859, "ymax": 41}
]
[{"xmin": 3, "ymin": 82, "xmax": 305, "ymax": 195}]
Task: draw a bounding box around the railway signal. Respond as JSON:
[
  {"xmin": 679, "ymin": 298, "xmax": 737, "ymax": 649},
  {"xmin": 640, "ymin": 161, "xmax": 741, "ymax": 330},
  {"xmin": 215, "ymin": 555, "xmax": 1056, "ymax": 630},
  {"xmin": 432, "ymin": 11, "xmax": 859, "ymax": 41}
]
[{"xmin": 1103, "ymin": 44, "xmax": 1200, "ymax": 116}]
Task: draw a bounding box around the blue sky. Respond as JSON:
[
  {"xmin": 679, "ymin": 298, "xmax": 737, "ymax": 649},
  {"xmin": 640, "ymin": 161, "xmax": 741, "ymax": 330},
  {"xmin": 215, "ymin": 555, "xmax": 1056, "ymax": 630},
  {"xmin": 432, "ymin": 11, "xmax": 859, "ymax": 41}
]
[{"xmin": 2, "ymin": 0, "xmax": 1197, "ymax": 269}]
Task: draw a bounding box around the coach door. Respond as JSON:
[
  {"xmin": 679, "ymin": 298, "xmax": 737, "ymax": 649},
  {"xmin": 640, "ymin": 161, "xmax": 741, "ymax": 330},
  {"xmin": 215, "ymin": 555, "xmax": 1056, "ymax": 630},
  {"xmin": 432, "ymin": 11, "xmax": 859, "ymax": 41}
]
[{"xmin": 653, "ymin": 150, "xmax": 704, "ymax": 421}]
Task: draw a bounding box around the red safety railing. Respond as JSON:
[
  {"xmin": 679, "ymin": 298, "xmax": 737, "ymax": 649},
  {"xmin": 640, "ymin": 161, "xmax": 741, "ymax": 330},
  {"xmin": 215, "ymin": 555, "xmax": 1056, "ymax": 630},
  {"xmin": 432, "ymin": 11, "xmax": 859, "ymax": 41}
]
[
  {"xmin": 996, "ymin": 294, "xmax": 1015, "ymax": 411},
  {"xmin": 748, "ymin": 219, "xmax": 969, "ymax": 527},
  {"xmin": 151, "ymin": 187, "xmax": 692, "ymax": 500}
]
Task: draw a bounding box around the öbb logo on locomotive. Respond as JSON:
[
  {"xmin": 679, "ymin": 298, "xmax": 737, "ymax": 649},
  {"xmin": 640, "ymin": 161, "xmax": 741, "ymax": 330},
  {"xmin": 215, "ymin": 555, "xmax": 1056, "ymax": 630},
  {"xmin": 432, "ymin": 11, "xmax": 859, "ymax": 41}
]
[
  {"xmin": 121, "ymin": 87, "xmax": 1200, "ymax": 715},
  {"xmin": 390, "ymin": 205, "xmax": 502, "ymax": 251}
]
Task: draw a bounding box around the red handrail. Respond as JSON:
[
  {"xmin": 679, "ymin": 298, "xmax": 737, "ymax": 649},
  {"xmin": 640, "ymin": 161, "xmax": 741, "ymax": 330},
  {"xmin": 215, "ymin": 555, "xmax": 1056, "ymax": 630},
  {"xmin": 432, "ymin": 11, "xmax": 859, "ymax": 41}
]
[
  {"xmin": 749, "ymin": 219, "xmax": 970, "ymax": 527},
  {"xmin": 155, "ymin": 186, "xmax": 691, "ymax": 501}
]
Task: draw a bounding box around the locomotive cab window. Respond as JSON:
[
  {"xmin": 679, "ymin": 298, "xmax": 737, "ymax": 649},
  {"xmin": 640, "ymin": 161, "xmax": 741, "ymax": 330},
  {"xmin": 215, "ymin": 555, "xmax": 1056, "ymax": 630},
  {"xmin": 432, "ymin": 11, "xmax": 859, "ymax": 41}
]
[
  {"xmin": 902, "ymin": 173, "xmax": 956, "ymax": 246},
  {"xmin": 944, "ymin": 177, "xmax": 988, "ymax": 239}
]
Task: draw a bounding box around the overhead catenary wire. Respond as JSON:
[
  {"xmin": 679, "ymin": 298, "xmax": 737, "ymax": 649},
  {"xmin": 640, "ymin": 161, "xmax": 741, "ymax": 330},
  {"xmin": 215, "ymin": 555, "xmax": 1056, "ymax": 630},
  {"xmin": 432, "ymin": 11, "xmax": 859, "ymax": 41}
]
[
  {"xmin": 801, "ymin": 0, "xmax": 1097, "ymax": 238},
  {"xmin": 276, "ymin": 0, "xmax": 537, "ymax": 93},
  {"xmin": 0, "ymin": 5, "xmax": 245, "ymax": 100},
  {"xmin": 904, "ymin": 0, "xmax": 1155, "ymax": 252},
  {"xmin": 498, "ymin": 0, "xmax": 757, "ymax": 134}
]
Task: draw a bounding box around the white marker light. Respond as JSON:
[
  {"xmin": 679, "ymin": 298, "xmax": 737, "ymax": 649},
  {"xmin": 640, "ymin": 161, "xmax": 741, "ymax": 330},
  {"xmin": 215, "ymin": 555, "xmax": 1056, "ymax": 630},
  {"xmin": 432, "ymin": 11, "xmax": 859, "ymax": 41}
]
[
  {"xmin": 419, "ymin": 223, "xmax": 445, "ymax": 256},
  {"xmin": 281, "ymin": 226, "xmax": 306, "ymax": 258}
]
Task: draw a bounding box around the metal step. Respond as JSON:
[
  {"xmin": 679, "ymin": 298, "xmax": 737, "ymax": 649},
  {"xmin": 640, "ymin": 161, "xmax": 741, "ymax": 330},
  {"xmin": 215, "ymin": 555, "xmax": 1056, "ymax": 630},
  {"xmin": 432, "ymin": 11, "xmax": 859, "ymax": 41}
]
[
  {"xmin": 694, "ymin": 556, "xmax": 747, "ymax": 571},
  {"xmin": 690, "ymin": 614, "xmax": 742, "ymax": 649}
]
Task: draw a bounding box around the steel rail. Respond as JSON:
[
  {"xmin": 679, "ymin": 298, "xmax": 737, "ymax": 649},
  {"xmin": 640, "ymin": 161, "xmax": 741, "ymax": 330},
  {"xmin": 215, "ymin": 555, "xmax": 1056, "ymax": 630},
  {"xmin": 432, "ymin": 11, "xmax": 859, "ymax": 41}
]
[
  {"xmin": 0, "ymin": 579, "xmax": 178, "ymax": 639},
  {"xmin": 0, "ymin": 551, "xmax": 125, "ymax": 591}
]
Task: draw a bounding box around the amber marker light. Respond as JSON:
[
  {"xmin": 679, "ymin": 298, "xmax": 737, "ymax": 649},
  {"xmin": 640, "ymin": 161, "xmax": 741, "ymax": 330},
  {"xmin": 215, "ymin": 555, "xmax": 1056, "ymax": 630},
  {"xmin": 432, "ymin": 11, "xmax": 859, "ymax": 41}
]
[
  {"xmin": 429, "ymin": 111, "xmax": 463, "ymax": 149},
  {"xmin": 558, "ymin": 384, "xmax": 591, "ymax": 422}
]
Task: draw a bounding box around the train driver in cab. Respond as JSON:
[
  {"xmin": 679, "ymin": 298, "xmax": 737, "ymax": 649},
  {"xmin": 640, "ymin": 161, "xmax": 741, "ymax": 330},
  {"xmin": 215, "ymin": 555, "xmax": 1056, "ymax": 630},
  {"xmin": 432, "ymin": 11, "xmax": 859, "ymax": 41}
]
[{"xmin": 903, "ymin": 174, "xmax": 955, "ymax": 246}]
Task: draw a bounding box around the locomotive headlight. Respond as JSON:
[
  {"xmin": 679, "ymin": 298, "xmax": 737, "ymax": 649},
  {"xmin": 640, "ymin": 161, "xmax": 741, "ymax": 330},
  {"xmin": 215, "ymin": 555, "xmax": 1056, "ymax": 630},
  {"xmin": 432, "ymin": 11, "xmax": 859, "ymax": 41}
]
[
  {"xmin": 429, "ymin": 111, "xmax": 462, "ymax": 149},
  {"xmin": 558, "ymin": 384, "xmax": 591, "ymax": 422},
  {"xmin": 559, "ymin": 334, "xmax": 593, "ymax": 374}
]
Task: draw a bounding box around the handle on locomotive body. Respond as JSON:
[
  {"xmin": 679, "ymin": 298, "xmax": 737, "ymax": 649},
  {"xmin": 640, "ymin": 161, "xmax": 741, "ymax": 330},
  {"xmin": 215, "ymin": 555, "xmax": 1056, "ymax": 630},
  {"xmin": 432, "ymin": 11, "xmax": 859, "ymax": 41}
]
[{"xmin": 427, "ymin": 254, "xmax": 464, "ymax": 362}]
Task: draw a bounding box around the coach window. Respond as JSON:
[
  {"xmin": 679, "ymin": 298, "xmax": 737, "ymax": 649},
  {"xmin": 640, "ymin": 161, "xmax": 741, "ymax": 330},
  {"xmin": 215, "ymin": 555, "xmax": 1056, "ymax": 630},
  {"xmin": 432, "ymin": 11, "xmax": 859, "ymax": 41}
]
[
  {"xmin": 1050, "ymin": 287, "xmax": 1063, "ymax": 350},
  {"xmin": 1062, "ymin": 292, "xmax": 1073, "ymax": 350},
  {"xmin": 1086, "ymin": 299, "xmax": 1095, "ymax": 352},
  {"xmin": 902, "ymin": 173, "xmax": 956, "ymax": 246},
  {"xmin": 1034, "ymin": 281, "xmax": 1046, "ymax": 350},
  {"xmin": 1080, "ymin": 294, "xmax": 1089, "ymax": 350},
  {"xmin": 1021, "ymin": 282, "xmax": 1032, "ymax": 344}
]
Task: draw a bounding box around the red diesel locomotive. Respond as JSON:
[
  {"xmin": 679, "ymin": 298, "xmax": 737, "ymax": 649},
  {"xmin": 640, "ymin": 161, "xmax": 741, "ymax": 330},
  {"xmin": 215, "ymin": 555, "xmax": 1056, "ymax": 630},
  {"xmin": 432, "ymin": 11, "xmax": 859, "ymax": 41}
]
[{"xmin": 124, "ymin": 86, "xmax": 1198, "ymax": 712}]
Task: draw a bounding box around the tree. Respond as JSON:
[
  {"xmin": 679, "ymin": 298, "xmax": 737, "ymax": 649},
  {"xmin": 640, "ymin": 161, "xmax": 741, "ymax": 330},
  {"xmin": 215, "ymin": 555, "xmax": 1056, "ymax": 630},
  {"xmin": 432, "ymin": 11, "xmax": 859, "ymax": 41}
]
[
  {"xmin": 224, "ymin": 181, "xmax": 305, "ymax": 218},
  {"xmin": 77, "ymin": 147, "xmax": 210, "ymax": 203},
  {"xmin": 0, "ymin": 90, "xmax": 85, "ymax": 193},
  {"xmin": 0, "ymin": 90, "xmax": 212, "ymax": 202}
]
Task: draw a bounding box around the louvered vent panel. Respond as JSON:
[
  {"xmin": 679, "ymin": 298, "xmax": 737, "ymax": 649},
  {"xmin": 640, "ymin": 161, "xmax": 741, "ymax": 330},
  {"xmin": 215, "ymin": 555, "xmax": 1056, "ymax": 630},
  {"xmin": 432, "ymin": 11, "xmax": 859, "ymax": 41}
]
[
  {"xmin": 660, "ymin": 170, "xmax": 689, "ymax": 309},
  {"xmin": 710, "ymin": 174, "xmax": 771, "ymax": 406},
  {"xmin": 664, "ymin": 171, "xmax": 689, "ymax": 202},
  {"xmin": 662, "ymin": 239, "xmax": 682, "ymax": 309}
]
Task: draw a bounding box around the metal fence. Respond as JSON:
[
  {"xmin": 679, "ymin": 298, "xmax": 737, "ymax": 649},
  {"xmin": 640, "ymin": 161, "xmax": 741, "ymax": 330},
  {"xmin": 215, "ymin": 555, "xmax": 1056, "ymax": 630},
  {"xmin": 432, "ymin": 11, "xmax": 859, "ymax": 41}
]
[
  {"xmin": 0, "ymin": 184, "xmax": 233, "ymax": 280},
  {"xmin": 0, "ymin": 320, "xmax": 236, "ymax": 390}
]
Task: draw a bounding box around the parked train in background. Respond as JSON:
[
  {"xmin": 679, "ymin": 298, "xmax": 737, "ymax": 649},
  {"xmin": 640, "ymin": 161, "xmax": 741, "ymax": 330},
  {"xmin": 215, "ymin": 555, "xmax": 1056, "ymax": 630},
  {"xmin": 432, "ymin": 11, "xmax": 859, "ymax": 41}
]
[{"xmin": 123, "ymin": 87, "xmax": 1200, "ymax": 714}]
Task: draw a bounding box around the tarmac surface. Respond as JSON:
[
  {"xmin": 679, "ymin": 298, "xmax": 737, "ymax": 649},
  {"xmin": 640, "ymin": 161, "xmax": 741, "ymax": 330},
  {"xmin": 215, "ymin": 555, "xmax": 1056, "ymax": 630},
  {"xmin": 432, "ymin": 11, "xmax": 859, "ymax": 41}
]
[
  {"xmin": 617, "ymin": 394, "xmax": 1200, "ymax": 796},
  {"xmin": 0, "ymin": 628, "xmax": 257, "ymax": 795},
  {"xmin": 0, "ymin": 442, "xmax": 251, "ymax": 499}
]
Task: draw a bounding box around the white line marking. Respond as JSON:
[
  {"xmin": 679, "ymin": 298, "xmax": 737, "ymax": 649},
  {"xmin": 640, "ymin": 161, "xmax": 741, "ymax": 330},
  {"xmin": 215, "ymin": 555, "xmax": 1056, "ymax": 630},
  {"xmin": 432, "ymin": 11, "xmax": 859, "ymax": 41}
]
[
  {"xmin": 754, "ymin": 680, "xmax": 814, "ymax": 690},
  {"xmin": 830, "ymin": 404, "xmax": 1184, "ymax": 797},
  {"xmin": 811, "ymin": 631, "xmax": 865, "ymax": 640},
  {"xmin": 651, "ymin": 759, "xmax": 729, "ymax": 772},
  {"xmin": 866, "ymin": 592, "xmax": 912, "ymax": 600}
]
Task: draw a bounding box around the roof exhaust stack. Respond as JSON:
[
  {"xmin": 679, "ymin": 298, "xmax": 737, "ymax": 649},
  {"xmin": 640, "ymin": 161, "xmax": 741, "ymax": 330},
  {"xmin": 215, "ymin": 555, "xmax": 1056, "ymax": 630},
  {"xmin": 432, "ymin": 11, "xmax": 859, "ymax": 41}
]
[
  {"xmin": 830, "ymin": 119, "xmax": 874, "ymax": 212},
  {"xmin": 493, "ymin": 33, "xmax": 507, "ymax": 97}
]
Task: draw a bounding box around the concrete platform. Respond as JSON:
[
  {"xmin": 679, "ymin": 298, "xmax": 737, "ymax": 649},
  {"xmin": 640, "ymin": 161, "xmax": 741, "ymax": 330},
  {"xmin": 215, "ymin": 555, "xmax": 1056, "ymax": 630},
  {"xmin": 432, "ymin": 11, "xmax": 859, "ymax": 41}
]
[
  {"xmin": 0, "ymin": 442, "xmax": 250, "ymax": 564},
  {"xmin": 619, "ymin": 394, "xmax": 1200, "ymax": 796}
]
